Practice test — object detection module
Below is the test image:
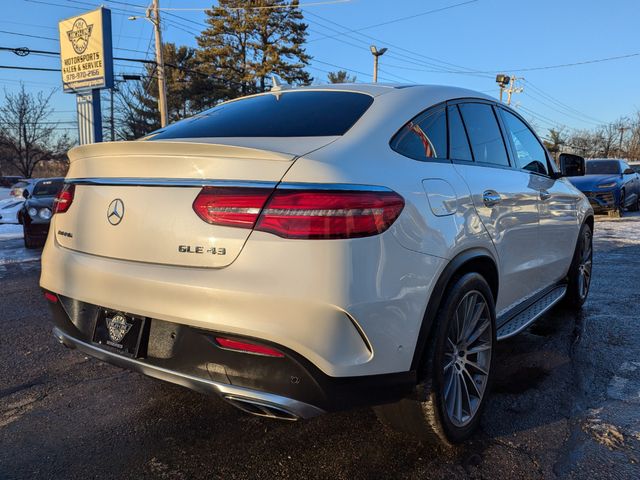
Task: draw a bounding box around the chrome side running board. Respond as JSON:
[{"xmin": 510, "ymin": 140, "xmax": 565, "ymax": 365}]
[
  {"xmin": 52, "ymin": 327, "xmax": 325, "ymax": 420},
  {"xmin": 497, "ymin": 285, "xmax": 567, "ymax": 341}
]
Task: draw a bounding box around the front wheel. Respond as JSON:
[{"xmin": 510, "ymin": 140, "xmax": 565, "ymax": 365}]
[
  {"xmin": 564, "ymin": 223, "xmax": 593, "ymax": 307},
  {"xmin": 375, "ymin": 273, "xmax": 495, "ymax": 445},
  {"xmin": 608, "ymin": 190, "xmax": 625, "ymax": 217}
]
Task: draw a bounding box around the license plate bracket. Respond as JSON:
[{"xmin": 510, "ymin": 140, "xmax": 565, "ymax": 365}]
[{"xmin": 93, "ymin": 310, "xmax": 147, "ymax": 358}]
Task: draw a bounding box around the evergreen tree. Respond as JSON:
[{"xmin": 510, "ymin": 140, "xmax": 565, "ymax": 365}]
[
  {"xmin": 327, "ymin": 70, "xmax": 356, "ymax": 83},
  {"xmin": 197, "ymin": 0, "xmax": 312, "ymax": 100},
  {"xmin": 117, "ymin": 43, "xmax": 200, "ymax": 139}
]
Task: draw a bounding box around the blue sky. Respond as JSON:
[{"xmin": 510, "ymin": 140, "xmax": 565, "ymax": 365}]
[{"xmin": 1, "ymin": 0, "xmax": 639, "ymax": 141}]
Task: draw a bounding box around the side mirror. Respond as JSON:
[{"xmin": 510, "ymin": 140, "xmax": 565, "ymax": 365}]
[
  {"xmin": 623, "ymin": 168, "xmax": 634, "ymax": 175},
  {"xmin": 559, "ymin": 153, "xmax": 585, "ymax": 177},
  {"xmin": 22, "ymin": 190, "xmax": 29, "ymax": 199}
]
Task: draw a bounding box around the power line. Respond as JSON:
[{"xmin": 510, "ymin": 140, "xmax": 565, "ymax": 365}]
[
  {"xmin": 0, "ymin": 64, "xmax": 60, "ymax": 72},
  {"xmin": 524, "ymin": 80, "xmax": 607, "ymax": 124},
  {"xmin": 452, "ymin": 52, "xmax": 640, "ymax": 74},
  {"xmin": 308, "ymin": 0, "xmax": 478, "ymax": 43}
]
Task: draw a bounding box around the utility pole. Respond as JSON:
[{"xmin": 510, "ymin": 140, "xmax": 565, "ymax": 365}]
[
  {"xmin": 505, "ymin": 75, "xmax": 524, "ymax": 106},
  {"xmin": 619, "ymin": 126, "xmax": 627, "ymax": 157},
  {"xmin": 110, "ymin": 87, "xmax": 115, "ymax": 141},
  {"xmin": 149, "ymin": 0, "xmax": 168, "ymax": 127},
  {"xmin": 370, "ymin": 45, "xmax": 387, "ymax": 83}
]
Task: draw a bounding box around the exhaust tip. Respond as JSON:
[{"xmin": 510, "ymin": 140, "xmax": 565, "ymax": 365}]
[{"xmin": 224, "ymin": 395, "xmax": 299, "ymax": 421}]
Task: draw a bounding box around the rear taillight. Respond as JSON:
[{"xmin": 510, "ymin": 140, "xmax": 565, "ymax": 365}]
[
  {"xmin": 257, "ymin": 189, "xmax": 405, "ymax": 239},
  {"xmin": 215, "ymin": 337, "xmax": 285, "ymax": 358},
  {"xmin": 192, "ymin": 186, "xmax": 404, "ymax": 239},
  {"xmin": 53, "ymin": 184, "xmax": 75, "ymax": 214},
  {"xmin": 192, "ymin": 187, "xmax": 272, "ymax": 228}
]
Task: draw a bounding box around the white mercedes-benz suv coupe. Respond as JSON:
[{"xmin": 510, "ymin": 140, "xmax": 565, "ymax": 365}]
[{"xmin": 41, "ymin": 84, "xmax": 593, "ymax": 445}]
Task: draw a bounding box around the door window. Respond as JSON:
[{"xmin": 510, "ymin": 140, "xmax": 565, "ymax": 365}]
[
  {"xmin": 458, "ymin": 103, "xmax": 510, "ymax": 167},
  {"xmin": 500, "ymin": 109, "xmax": 548, "ymax": 175},
  {"xmin": 391, "ymin": 107, "xmax": 447, "ymax": 161},
  {"xmin": 447, "ymin": 105, "xmax": 473, "ymax": 161}
]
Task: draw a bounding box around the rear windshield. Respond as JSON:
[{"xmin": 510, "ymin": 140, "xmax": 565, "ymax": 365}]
[
  {"xmin": 145, "ymin": 91, "xmax": 374, "ymax": 139},
  {"xmin": 586, "ymin": 160, "xmax": 620, "ymax": 175},
  {"xmin": 33, "ymin": 179, "xmax": 63, "ymax": 197}
]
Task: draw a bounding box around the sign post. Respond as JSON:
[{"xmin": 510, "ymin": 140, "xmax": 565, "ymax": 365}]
[{"xmin": 58, "ymin": 7, "xmax": 113, "ymax": 145}]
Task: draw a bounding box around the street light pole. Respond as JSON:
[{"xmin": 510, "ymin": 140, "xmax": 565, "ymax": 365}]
[
  {"xmin": 149, "ymin": 0, "xmax": 168, "ymax": 127},
  {"xmin": 369, "ymin": 45, "xmax": 388, "ymax": 83}
]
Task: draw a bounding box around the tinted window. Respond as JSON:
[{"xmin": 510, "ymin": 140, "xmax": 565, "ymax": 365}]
[
  {"xmin": 631, "ymin": 165, "xmax": 640, "ymax": 174},
  {"xmin": 391, "ymin": 107, "xmax": 447, "ymax": 161},
  {"xmin": 33, "ymin": 179, "xmax": 63, "ymax": 197},
  {"xmin": 501, "ymin": 109, "xmax": 548, "ymax": 175},
  {"xmin": 458, "ymin": 103, "xmax": 509, "ymax": 167},
  {"xmin": 146, "ymin": 91, "xmax": 374, "ymax": 139},
  {"xmin": 447, "ymin": 105, "xmax": 472, "ymax": 161},
  {"xmin": 585, "ymin": 161, "xmax": 620, "ymax": 175}
]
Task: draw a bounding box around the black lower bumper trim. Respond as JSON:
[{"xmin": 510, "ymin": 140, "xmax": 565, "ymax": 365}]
[{"xmin": 47, "ymin": 294, "xmax": 417, "ymax": 414}]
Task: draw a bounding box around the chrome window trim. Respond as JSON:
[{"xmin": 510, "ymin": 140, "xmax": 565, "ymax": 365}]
[
  {"xmin": 65, "ymin": 178, "xmax": 393, "ymax": 192},
  {"xmin": 277, "ymin": 182, "xmax": 392, "ymax": 192},
  {"xmin": 66, "ymin": 178, "xmax": 278, "ymax": 189}
]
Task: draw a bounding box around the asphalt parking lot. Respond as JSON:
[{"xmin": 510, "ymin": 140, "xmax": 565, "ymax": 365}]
[{"xmin": 1, "ymin": 215, "xmax": 639, "ymax": 479}]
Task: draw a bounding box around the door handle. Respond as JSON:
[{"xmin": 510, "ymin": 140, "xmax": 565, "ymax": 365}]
[
  {"xmin": 482, "ymin": 190, "xmax": 501, "ymax": 207},
  {"xmin": 539, "ymin": 190, "xmax": 551, "ymax": 201}
]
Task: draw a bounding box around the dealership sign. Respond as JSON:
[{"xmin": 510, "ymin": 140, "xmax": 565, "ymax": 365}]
[{"xmin": 58, "ymin": 7, "xmax": 113, "ymax": 92}]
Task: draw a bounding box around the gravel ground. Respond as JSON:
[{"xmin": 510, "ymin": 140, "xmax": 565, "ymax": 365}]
[{"xmin": 0, "ymin": 214, "xmax": 639, "ymax": 479}]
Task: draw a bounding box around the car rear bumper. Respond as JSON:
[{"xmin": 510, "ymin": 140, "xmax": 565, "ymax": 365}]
[
  {"xmin": 41, "ymin": 230, "xmax": 444, "ymax": 377},
  {"xmin": 47, "ymin": 294, "xmax": 416, "ymax": 417}
]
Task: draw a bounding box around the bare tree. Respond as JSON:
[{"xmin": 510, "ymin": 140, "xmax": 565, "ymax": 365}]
[
  {"xmin": 0, "ymin": 84, "xmax": 72, "ymax": 178},
  {"xmin": 543, "ymin": 127, "xmax": 567, "ymax": 160}
]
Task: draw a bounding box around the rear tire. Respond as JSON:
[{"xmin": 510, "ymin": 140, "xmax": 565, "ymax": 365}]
[
  {"xmin": 375, "ymin": 273, "xmax": 496, "ymax": 446},
  {"xmin": 628, "ymin": 194, "xmax": 640, "ymax": 212},
  {"xmin": 564, "ymin": 223, "xmax": 593, "ymax": 308}
]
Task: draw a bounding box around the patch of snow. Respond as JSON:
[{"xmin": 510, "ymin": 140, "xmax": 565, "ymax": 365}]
[
  {"xmin": 593, "ymin": 212, "xmax": 640, "ymax": 245},
  {"xmin": 0, "ymin": 224, "xmax": 23, "ymax": 240}
]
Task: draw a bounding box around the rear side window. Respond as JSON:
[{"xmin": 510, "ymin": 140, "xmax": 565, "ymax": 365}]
[
  {"xmin": 458, "ymin": 103, "xmax": 510, "ymax": 167},
  {"xmin": 500, "ymin": 109, "xmax": 548, "ymax": 175},
  {"xmin": 447, "ymin": 105, "xmax": 473, "ymax": 161},
  {"xmin": 145, "ymin": 91, "xmax": 374, "ymax": 139},
  {"xmin": 391, "ymin": 107, "xmax": 447, "ymax": 161}
]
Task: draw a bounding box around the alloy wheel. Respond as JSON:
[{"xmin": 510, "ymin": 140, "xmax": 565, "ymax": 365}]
[{"xmin": 442, "ymin": 290, "xmax": 492, "ymax": 427}]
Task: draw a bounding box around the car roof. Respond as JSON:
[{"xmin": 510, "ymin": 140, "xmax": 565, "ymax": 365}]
[{"xmin": 270, "ymin": 82, "xmax": 494, "ymax": 102}]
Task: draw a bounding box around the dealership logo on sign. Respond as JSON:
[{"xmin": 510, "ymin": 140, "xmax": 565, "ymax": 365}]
[{"xmin": 66, "ymin": 18, "xmax": 93, "ymax": 54}]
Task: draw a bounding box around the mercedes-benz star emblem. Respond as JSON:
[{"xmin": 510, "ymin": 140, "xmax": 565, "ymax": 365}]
[
  {"xmin": 105, "ymin": 314, "xmax": 132, "ymax": 343},
  {"xmin": 107, "ymin": 199, "xmax": 125, "ymax": 226}
]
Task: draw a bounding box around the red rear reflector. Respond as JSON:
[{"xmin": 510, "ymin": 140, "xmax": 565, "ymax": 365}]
[
  {"xmin": 193, "ymin": 186, "xmax": 404, "ymax": 239},
  {"xmin": 192, "ymin": 187, "xmax": 272, "ymax": 229},
  {"xmin": 215, "ymin": 337, "xmax": 285, "ymax": 358},
  {"xmin": 44, "ymin": 292, "xmax": 58, "ymax": 303},
  {"xmin": 257, "ymin": 189, "xmax": 405, "ymax": 239},
  {"xmin": 53, "ymin": 184, "xmax": 75, "ymax": 214}
]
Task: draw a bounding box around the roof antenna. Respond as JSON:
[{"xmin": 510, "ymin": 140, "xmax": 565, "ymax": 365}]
[{"xmin": 270, "ymin": 75, "xmax": 291, "ymax": 95}]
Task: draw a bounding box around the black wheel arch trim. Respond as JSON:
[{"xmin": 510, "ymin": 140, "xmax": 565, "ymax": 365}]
[{"xmin": 410, "ymin": 247, "xmax": 498, "ymax": 373}]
